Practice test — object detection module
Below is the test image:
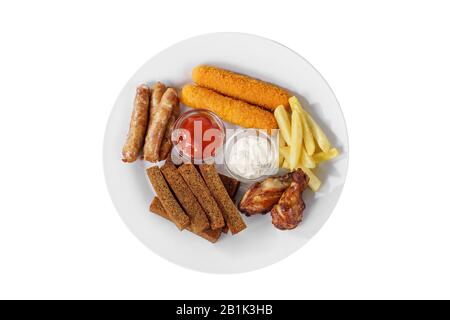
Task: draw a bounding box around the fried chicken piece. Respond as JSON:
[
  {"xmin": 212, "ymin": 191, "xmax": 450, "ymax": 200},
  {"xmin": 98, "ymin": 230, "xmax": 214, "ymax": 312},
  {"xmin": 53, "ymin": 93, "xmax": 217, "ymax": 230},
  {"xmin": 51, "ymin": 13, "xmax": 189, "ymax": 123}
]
[
  {"xmin": 271, "ymin": 170, "xmax": 309, "ymax": 230},
  {"xmin": 238, "ymin": 172, "xmax": 293, "ymax": 216}
]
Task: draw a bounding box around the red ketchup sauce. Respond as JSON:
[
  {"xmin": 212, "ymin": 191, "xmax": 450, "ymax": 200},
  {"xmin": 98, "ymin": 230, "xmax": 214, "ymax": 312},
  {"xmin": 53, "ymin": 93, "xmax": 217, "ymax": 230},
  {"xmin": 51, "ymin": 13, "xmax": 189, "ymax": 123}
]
[{"xmin": 176, "ymin": 113, "xmax": 224, "ymax": 160}]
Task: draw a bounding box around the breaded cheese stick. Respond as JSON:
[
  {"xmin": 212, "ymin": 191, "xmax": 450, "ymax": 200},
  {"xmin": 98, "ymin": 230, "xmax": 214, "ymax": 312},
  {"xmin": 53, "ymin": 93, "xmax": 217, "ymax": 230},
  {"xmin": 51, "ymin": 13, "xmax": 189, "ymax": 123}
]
[
  {"xmin": 158, "ymin": 102, "xmax": 180, "ymax": 161},
  {"xmin": 161, "ymin": 161, "xmax": 210, "ymax": 233},
  {"xmin": 122, "ymin": 85, "xmax": 151, "ymax": 162},
  {"xmin": 144, "ymin": 88, "xmax": 178, "ymax": 162},
  {"xmin": 192, "ymin": 65, "xmax": 290, "ymax": 111},
  {"xmin": 178, "ymin": 164, "xmax": 225, "ymax": 230},
  {"xmin": 199, "ymin": 165, "xmax": 246, "ymax": 235},
  {"xmin": 181, "ymin": 84, "xmax": 278, "ymax": 130},
  {"xmin": 150, "ymin": 197, "xmax": 221, "ymax": 243},
  {"xmin": 146, "ymin": 166, "xmax": 190, "ymax": 230}
]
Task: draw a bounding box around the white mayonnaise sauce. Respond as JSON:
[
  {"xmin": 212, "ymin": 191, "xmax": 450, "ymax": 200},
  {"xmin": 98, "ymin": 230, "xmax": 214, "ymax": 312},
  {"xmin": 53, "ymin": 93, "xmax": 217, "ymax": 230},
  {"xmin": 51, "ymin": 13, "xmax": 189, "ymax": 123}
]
[{"xmin": 226, "ymin": 135, "xmax": 275, "ymax": 180}]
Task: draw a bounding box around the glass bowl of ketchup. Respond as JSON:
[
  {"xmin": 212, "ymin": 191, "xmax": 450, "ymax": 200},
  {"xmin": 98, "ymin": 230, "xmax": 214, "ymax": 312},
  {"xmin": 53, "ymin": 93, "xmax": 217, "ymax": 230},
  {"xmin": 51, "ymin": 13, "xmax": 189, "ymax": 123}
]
[{"xmin": 171, "ymin": 109, "xmax": 225, "ymax": 163}]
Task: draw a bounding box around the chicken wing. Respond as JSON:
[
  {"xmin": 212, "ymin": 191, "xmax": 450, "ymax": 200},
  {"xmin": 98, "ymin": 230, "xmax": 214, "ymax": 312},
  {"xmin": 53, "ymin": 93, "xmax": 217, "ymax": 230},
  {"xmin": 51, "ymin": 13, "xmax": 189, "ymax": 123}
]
[
  {"xmin": 271, "ymin": 170, "xmax": 309, "ymax": 230},
  {"xmin": 238, "ymin": 172, "xmax": 293, "ymax": 216}
]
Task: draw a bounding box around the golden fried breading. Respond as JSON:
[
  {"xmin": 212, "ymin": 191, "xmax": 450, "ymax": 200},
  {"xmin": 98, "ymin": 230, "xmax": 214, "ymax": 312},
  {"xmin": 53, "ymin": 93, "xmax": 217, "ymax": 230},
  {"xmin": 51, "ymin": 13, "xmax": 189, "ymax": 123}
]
[
  {"xmin": 192, "ymin": 65, "xmax": 289, "ymax": 111},
  {"xmin": 181, "ymin": 84, "xmax": 278, "ymax": 130}
]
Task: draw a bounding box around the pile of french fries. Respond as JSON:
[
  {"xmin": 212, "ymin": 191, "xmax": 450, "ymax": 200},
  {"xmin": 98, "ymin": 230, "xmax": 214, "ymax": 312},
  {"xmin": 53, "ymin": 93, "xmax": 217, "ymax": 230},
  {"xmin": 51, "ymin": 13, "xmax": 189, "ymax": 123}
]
[{"xmin": 274, "ymin": 96, "xmax": 339, "ymax": 192}]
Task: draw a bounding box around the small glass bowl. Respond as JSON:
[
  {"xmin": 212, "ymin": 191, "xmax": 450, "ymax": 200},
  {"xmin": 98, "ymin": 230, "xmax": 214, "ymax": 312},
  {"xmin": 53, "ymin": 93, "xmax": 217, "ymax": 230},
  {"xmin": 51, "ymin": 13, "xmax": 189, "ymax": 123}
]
[
  {"xmin": 224, "ymin": 129, "xmax": 278, "ymax": 183},
  {"xmin": 171, "ymin": 109, "xmax": 225, "ymax": 163}
]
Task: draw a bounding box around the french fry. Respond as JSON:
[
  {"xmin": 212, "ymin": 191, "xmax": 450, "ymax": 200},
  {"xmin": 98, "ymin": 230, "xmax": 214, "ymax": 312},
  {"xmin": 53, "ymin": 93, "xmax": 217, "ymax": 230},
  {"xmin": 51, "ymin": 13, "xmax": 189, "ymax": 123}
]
[
  {"xmin": 300, "ymin": 111, "xmax": 315, "ymax": 156},
  {"xmin": 278, "ymin": 153, "xmax": 284, "ymax": 168},
  {"xmin": 274, "ymin": 105, "xmax": 292, "ymax": 146},
  {"xmin": 290, "ymin": 96, "xmax": 330, "ymax": 153},
  {"xmin": 289, "ymin": 97, "xmax": 314, "ymax": 155},
  {"xmin": 279, "ymin": 131, "xmax": 286, "ymax": 147},
  {"xmin": 280, "ymin": 147, "xmax": 300, "ymax": 170},
  {"xmin": 288, "ymin": 96, "xmax": 303, "ymax": 113},
  {"xmin": 278, "ymin": 133, "xmax": 286, "ymax": 167},
  {"xmin": 280, "ymin": 146, "xmax": 320, "ymax": 190},
  {"xmin": 288, "ymin": 95, "xmax": 337, "ymax": 190},
  {"xmin": 304, "ymin": 112, "xmax": 331, "ymax": 152},
  {"xmin": 279, "ymin": 146, "xmax": 290, "ymax": 161},
  {"xmin": 301, "ymin": 167, "xmax": 321, "ymax": 192},
  {"xmin": 300, "ymin": 147, "xmax": 316, "ymax": 169},
  {"xmin": 312, "ymin": 148, "xmax": 339, "ymax": 164},
  {"xmin": 290, "ymin": 110, "xmax": 303, "ymax": 170}
]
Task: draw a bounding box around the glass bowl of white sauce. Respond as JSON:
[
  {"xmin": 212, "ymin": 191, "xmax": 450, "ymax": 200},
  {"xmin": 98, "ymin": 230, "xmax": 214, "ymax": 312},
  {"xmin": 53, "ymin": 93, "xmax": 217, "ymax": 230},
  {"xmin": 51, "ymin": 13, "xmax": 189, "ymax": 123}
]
[{"xmin": 224, "ymin": 129, "xmax": 279, "ymax": 183}]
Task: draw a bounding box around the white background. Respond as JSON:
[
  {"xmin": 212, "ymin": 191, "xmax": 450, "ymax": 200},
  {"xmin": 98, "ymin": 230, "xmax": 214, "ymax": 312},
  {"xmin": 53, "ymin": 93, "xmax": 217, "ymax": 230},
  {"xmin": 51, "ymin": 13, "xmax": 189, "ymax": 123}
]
[{"xmin": 0, "ymin": 0, "xmax": 449, "ymax": 299}]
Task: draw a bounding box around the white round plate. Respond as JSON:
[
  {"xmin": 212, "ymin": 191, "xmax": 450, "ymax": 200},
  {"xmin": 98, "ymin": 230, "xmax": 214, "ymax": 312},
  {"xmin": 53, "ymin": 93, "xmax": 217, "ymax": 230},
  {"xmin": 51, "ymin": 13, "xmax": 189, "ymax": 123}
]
[{"xmin": 103, "ymin": 33, "xmax": 349, "ymax": 274}]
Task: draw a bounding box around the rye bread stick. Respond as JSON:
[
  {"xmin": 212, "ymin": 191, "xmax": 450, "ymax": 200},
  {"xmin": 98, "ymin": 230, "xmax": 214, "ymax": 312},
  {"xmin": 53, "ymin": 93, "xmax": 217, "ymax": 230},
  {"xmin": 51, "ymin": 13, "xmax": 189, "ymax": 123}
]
[
  {"xmin": 150, "ymin": 82, "xmax": 166, "ymax": 121},
  {"xmin": 229, "ymin": 181, "xmax": 240, "ymax": 199},
  {"xmin": 219, "ymin": 174, "xmax": 232, "ymax": 196},
  {"xmin": 218, "ymin": 174, "xmax": 239, "ymax": 235},
  {"xmin": 178, "ymin": 164, "xmax": 225, "ymax": 230},
  {"xmin": 158, "ymin": 102, "xmax": 180, "ymax": 161},
  {"xmin": 150, "ymin": 197, "xmax": 221, "ymax": 243},
  {"xmin": 192, "ymin": 65, "xmax": 290, "ymax": 111},
  {"xmin": 199, "ymin": 164, "xmax": 246, "ymax": 235},
  {"xmin": 143, "ymin": 88, "xmax": 177, "ymax": 162},
  {"xmin": 161, "ymin": 161, "xmax": 209, "ymax": 233},
  {"xmin": 122, "ymin": 85, "xmax": 151, "ymax": 162},
  {"xmin": 181, "ymin": 84, "xmax": 277, "ymax": 130},
  {"xmin": 219, "ymin": 175, "xmax": 230, "ymax": 234},
  {"xmin": 222, "ymin": 224, "xmax": 229, "ymax": 234},
  {"xmin": 146, "ymin": 166, "xmax": 189, "ymax": 230},
  {"xmin": 219, "ymin": 174, "xmax": 240, "ymax": 200}
]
